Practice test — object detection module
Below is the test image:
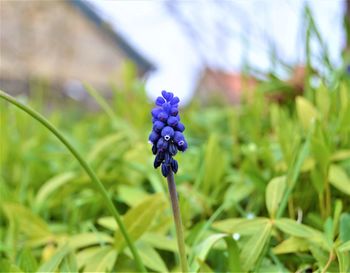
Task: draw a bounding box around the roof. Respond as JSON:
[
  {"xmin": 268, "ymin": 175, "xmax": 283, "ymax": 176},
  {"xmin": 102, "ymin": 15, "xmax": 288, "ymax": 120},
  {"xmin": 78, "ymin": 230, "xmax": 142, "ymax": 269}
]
[{"xmin": 69, "ymin": 0, "xmax": 155, "ymax": 73}]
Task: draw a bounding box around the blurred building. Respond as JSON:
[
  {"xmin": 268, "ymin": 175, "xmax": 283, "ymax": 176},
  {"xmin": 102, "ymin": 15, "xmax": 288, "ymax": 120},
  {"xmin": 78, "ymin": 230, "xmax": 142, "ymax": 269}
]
[
  {"xmin": 197, "ymin": 68, "xmax": 258, "ymax": 104},
  {"xmin": 0, "ymin": 0, "xmax": 154, "ymax": 95}
]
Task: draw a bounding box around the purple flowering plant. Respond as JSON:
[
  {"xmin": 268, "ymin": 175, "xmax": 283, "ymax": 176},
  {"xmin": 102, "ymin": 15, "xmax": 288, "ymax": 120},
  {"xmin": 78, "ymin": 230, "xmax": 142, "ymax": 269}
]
[
  {"xmin": 149, "ymin": 90, "xmax": 188, "ymax": 177},
  {"xmin": 149, "ymin": 90, "xmax": 189, "ymax": 272}
]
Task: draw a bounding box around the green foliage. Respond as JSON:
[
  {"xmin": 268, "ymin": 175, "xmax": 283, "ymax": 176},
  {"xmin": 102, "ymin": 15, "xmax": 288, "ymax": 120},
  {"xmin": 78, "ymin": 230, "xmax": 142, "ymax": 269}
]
[{"xmin": 1, "ymin": 65, "xmax": 350, "ymax": 272}]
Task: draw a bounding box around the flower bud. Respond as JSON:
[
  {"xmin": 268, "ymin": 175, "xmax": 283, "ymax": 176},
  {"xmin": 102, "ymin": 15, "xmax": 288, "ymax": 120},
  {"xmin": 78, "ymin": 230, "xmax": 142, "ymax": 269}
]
[
  {"xmin": 156, "ymin": 137, "xmax": 168, "ymax": 151},
  {"xmin": 148, "ymin": 131, "xmax": 160, "ymax": 144},
  {"xmin": 171, "ymin": 159, "xmax": 178, "ymax": 173},
  {"xmin": 162, "ymin": 90, "xmax": 174, "ymax": 101},
  {"xmin": 156, "ymin": 96, "xmax": 165, "ymax": 106},
  {"xmin": 167, "ymin": 116, "xmax": 179, "ymax": 127},
  {"xmin": 157, "ymin": 111, "xmax": 169, "ymax": 122},
  {"xmin": 153, "ymin": 121, "xmax": 165, "ymax": 133},
  {"xmin": 176, "ymin": 122, "xmax": 185, "ymax": 132},
  {"xmin": 161, "ymin": 126, "xmax": 175, "ymax": 141},
  {"xmin": 161, "ymin": 163, "xmax": 170, "ymax": 177}
]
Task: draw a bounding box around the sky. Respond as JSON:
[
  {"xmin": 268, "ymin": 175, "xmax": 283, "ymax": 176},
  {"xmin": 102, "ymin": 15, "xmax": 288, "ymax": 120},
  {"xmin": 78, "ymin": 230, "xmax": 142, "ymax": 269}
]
[{"xmin": 88, "ymin": 0, "xmax": 345, "ymax": 105}]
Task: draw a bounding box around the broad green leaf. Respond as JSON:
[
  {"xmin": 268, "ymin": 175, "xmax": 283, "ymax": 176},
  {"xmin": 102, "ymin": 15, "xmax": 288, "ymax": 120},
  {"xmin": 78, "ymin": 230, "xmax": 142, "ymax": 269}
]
[
  {"xmin": 34, "ymin": 172, "xmax": 76, "ymax": 209},
  {"xmin": 296, "ymin": 96, "xmax": 319, "ymax": 130},
  {"xmin": 37, "ymin": 244, "xmax": 69, "ymax": 272},
  {"xmin": 118, "ymin": 185, "xmax": 149, "ymax": 207},
  {"xmin": 240, "ymin": 221, "xmax": 272, "ymax": 271},
  {"xmin": 84, "ymin": 247, "xmax": 117, "ymax": 272},
  {"xmin": 336, "ymin": 249, "xmax": 350, "ymax": 273},
  {"xmin": 213, "ymin": 218, "xmax": 269, "ymax": 235},
  {"xmin": 115, "ymin": 193, "xmax": 166, "ymax": 250},
  {"xmin": 273, "ymin": 237, "xmax": 309, "ymax": 254},
  {"xmin": 1, "ymin": 203, "xmax": 51, "ymax": 240},
  {"xmin": 340, "ymin": 213, "xmax": 350, "ymax": 243},
  {"xmin": 125, "ymin": 242, "xmax": 168, "ymax": 272},
  {"xmin": 265, "ymin": 176, "xmax": 286, "ymax": 218},
  {"xmin": 68, "ymin": 232, "xmax": 113, "ymax": 249},
  {"xmin": 141, "ymin": 232, "xmax": 178, "ymax": 252},
  {"xmin": 275, "ymin": 219, "xmax": 328, "ymax": 250},
  {"xmin": 329, "ymin": 164, "xmax": 350, "ymax": 196}
]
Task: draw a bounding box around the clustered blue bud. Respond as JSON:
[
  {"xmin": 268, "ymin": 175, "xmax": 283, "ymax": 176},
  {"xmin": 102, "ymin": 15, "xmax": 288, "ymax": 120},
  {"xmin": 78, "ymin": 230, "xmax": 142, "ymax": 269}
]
[{"xmin": 149, "ymin": 90, "xmax": 187, "ymax": 177}]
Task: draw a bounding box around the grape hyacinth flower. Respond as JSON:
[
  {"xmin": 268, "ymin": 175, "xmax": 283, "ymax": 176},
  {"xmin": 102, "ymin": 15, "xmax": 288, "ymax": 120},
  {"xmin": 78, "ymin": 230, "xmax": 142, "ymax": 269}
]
[
  {"xmin": 149, "ymin": 90, "xmax": 189, "ymax": 272},
  {"xmin": 149, "ymin": 90, "xmax": 187, "ymax": 177}
]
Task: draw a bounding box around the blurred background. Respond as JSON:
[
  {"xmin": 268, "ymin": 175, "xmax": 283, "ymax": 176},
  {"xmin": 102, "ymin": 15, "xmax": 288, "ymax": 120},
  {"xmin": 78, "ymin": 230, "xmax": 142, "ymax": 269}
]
[
  {"xmin": 0, "ymin": 0, "xmax": 349, "ymax": 106},
  {"xmin": 1, "ymin": 1, "xmax": 350, "ymax": 272}
]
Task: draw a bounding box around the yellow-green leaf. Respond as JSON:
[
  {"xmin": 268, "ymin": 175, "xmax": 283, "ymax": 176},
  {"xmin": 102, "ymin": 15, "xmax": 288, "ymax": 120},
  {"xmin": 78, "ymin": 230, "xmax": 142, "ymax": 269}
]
[
  {"xmin": 240, "ymin": 221, "xmax": 272, "ymax": 271},
  {"xmin": 273, "ymin": 237, "xmax": 309, "ymax": 254},
  {"xmin": 212, "ymin": 218, "xmax": 269, "ymax": 235},
  {"xmin": 265, "ymin": 176, "xmax": 286, "ymax": 218},
  {"xmin": 125, "ymin": 242, "xmax": 168, "ymax": 272},
  {"xmin": 296, "ymin": 96, "xmax": 319, "ymax": 130},
  {"xmin": 83, "ymin": 247, "xmax": 117, "ymax": 272},
  {"xmin": 1, "ymin": 203, "xmax": 51, "ymax": 240},
  {"xmin": 275, "ymin": 218, "xmax": 329, "ymax": 250},
  {"xmin": 35, "ymin": 172, "xmax": 76, "ymax": 209},
  {"xmin": 37, "ymin": 245, "xmax": 70, "ymax": 272},
  {"xmin": 115, "ymin": 193, "xmax": 166, "ymax": 250},
  {"xmin": 329, "ymin": 164, "xmax": 350, "ymax": 196}
]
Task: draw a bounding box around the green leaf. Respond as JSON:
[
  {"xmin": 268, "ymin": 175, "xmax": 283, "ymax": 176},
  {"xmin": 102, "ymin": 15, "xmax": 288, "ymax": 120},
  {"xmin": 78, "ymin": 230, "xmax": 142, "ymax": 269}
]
[
  {"xmin": 275, "ymin": 218, "xmax": 329, "ymax": 250},
  {"xmin": 329, "ymin": 164, "xmax": 350, "ymax": 196},
  {"xmin": 240, "ymin": 221, "xmax": 272, "ymax": 271},
  {"xmin": 0, "ymin": 259, "xmax": 24, "ymax": 273},
  {"xmin": 68, "ymin": 232, "xmax": 113, "ymax": 249},
  {"xmin": 125, "ymin": 242, "xmax": 168, "ymax": 272},
  {"xmin": 17, "ymin": 248, "xmax": 38, "ymax": 273},
  {"xmin": 336, "ymin": 249, "xmax": 350, "ymax": 273},
  {"xmin": 140, "ymin": 232, "xmax": 178, "ymax": 252},
  {"xmin": 83, "ymin": 247, "xmax": 117, "ymax": 272},
  {"xmin": 34, "ymin": 172, "xmax": 76, "ymax": 209},
  {"xmin": 333, "ymin": 200, "xmax": 343, "ymax": 240},
  {"xmin": 340, "ymin": 213, "xmax": 350, "ymax": 243},
  {"xmin": 190, "ymin": 233, "xmax": 227, "ymax": 272},
  {"xmin": 212, "ymin": 218, "xmax": 270, "ymax": 235},
  {"xmin": 37, "ymin": 244, "xmax": 70, "ymax": 272},
  {"xmin": 338, "ymin": 241, "xmax": 350, "ymax": 252},
  {"xmin": 1, "ymin": 203, "xmax": 51, "ymax": 240},
  {"xmin": 225, "ymin": 237, "xmax": 241, "ymax": 272},
  {"xmin": 84, "ymin": 246, "xmax": 118, "ymax": 272},
  {"xmin": 265, "ymin": 176, "xmax": 286, "ymax": 218},
  {"xmin": 59, "ymin": 251, "xmax": 78, "ymax": 273},
  {"xmin": 86, "ymin": 133, "xmax": 125, "ymax": 163},
  {"xmin": 273, "ymin": 237, "xmax": 309, "ymax": 254},
  {"xmin": 115, "ymin": 193, "xmax": 166, "ymax": 250},
  {"xmin": 296, "ymin": 96, "xmax": 319, "ymax": 130},
  {"xmin": 331, "ymin": 150, "xmax": 350, "ymax": 162},
  {"xmin": 315, "ymin": 85, "xmax": 330, "ymax": 117}
]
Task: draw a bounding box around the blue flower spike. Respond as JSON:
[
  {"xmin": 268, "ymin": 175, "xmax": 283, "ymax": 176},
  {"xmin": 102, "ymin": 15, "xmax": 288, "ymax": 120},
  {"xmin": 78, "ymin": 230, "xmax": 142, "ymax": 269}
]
[{"xmin": 149, "ymin": 91, "xmax": 187, "ymax": 177}]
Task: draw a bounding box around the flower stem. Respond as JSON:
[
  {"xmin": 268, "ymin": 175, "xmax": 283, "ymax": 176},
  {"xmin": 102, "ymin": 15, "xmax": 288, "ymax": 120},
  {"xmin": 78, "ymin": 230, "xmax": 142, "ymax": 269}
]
[
  {"xmin": 166, "ymin": 171, "xmax": 189, "ymax": 273},
  {"xmin": 0, "ymin": 90, "xmax": 147, "ymax": 273}
]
